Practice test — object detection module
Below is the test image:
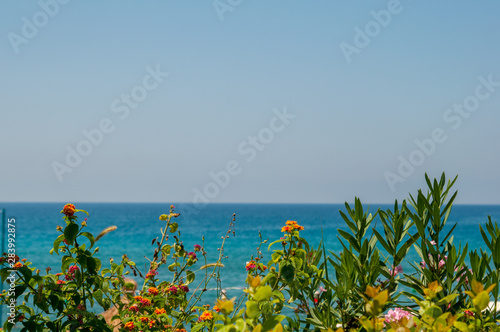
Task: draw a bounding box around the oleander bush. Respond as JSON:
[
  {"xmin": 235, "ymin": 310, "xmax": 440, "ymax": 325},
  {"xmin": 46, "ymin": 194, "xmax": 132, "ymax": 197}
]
[{"xmin": 2, "ymin": 173, "xmax": 500, "ymax": 331}]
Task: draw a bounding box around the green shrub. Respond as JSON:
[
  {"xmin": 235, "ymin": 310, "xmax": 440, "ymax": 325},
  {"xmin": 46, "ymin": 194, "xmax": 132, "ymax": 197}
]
[{"xmin": 2, "ymin": 173, "xmax": 500, "ymax": 331}]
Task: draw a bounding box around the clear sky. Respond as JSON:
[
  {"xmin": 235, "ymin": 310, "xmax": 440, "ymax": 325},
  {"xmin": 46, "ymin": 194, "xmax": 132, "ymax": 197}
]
[{"xmin": 1, "ymin": 1, "xmax": 499, "ymax": 204}]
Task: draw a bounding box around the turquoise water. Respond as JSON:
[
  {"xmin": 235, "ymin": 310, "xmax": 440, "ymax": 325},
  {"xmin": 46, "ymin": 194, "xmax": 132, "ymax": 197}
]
[{"xmin": 1, "ymin": 203, "xmax": 500, "ymax": 325}]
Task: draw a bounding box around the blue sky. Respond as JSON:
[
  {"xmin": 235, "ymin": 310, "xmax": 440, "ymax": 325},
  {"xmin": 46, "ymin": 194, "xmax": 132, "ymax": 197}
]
[{"xmin": 1, "ymin": 1, "xmax": 499, "ymax": 204}]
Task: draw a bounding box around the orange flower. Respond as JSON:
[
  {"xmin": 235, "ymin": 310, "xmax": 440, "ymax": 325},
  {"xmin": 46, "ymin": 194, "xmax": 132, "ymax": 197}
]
[
  {"xmin": 282, "ymin": 220, "xmax": 304, "ymax": 232},
  {"xmin": 133, "ymin": 295, "xmax": 143, "ymax": 301},
  {"xmin": 13, "ymin": 262, "xmax": 23, "ymax": 269},
  {"xmin": 214, "ymin": 305, "xmax": 220, "ymax": 313},
  {"xmin": 139, "ymin": 316, "xmax": 149, "ymax": 323},
  {"xmin": 124, "ymin": 321, "xmax": 135, "ymax": 330},
  {"xmin": 199, "ymin": 310, "xmax": 213, "ymax": 321},
  {"xmin": 155, "ymin": 307, "xmax": 166, "ymax": 315},
  {"xmin": 62, "ymin": 204, "xmax": 76, "ymax": 217},
  {"xmin": 148, "ymin": 287, "xmax": 159, "ymax": 296},
  {"xmin": 148, "ymin": 320, "xmax": 156, "ymax": 328}
]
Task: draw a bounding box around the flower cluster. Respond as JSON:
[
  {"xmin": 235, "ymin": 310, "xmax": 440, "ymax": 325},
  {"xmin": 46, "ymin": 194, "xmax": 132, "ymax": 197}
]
[
  {"xmin": 198, "ymin": 310, "xmax": 214, "ymax": 322},
  {"xmin": 61, "ymin": 203, "xmax": 76, "ymax": 217},
  {"xmin": 146, "ymin": 269, "xmax": 158, "ymax": 279},
  {"xmin": 390, "ymin": 265, "xmax": 403, "ymax": 276},
  {"xmin": 385, "ymin": 307, "xmax": 413, "ymax": 324},
  {"xmin": 246, "ymin": 260, "xmax": 267, "ymax": 272},
  {"xmin": 187, "ymin": 251, "xmax": 197, "ymax": 263},
  {"xmin": 281, "ymin": 220, "xmax": 304, "ymax": 233},
  {"xmin": 65, "ymin": 265, "xmax": 79, "ymax": 281},
  {"xmin": 421, "ymin": 254, "xmax": 448, "ymax": 270},
  {"xmin": 148, "ymin": 287, "xmax": 159, "ymax": 296}
]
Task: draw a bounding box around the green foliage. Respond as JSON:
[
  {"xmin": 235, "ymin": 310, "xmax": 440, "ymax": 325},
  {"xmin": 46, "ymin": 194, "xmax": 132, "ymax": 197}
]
[{"xmin": 2, "ymin": 173, "xmax": 500, "ymax": 331}]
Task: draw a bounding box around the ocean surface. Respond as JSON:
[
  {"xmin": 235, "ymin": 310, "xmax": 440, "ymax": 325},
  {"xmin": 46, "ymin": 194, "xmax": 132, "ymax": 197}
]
[{"xmin": 1, "ymin": 203, "xmax": 500, "ymax": 324}]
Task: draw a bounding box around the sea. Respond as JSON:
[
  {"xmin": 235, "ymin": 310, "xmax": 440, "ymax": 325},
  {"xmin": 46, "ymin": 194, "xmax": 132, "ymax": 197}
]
[{"xmin": 1, "ymin": 203, "xmax": 500, "ymax": 326}]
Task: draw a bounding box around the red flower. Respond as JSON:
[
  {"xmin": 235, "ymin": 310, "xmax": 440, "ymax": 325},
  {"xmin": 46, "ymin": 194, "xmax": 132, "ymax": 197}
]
[
  {"xmin": 124, "ymin": 321, "xmax": 135, "ymax": 330},
  {"xmin": 140, "ymin": 298, "xmax": 151, "ymax": 306}
]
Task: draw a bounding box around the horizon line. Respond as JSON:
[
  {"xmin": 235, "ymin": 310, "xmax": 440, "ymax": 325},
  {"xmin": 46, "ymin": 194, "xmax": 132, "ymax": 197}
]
[{"xmin": 1, "ymin": 201, "xmax": 499, "ymax": 206}]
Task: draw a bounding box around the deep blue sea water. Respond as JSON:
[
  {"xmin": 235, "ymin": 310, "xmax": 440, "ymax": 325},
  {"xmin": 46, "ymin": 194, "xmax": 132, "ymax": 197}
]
[{"xmin": 1, "ymin": 203, "xmax": 500, "ymax": 325}]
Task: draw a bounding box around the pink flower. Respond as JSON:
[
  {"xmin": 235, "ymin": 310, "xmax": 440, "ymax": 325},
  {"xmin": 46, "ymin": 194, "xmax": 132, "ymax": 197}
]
[
  {"xmin": 187, "ymin": 252, "xmax": 197, "ymax": 261},
  {"xmin": 194, "ymin": 244, "xmax": 202, "ymax": 252},
  {"xmin": 385, "ymin": 307, "xmax": 413, "ymax": 324},
  {"xmin": 464, "ymin": 309, "xmax": 474, "ymax": 318},
  {"xmin": 168, "ymin": 285, "xmax": 178, "ymax": 294},
  {"xmin": 426, "ymin": 254, "xmax": 447, "ymax": 270},
  {"xmin": 146, "ymin": 269, "xmax": 158, "ymax": 279},
  {"xmin": 390, "ymin": 265, "xmax": 403, "ymax": 276},
  {"xmin": 246, "ymin": 261, "xmax": 256, "ymax": 271},
  {"xmin": 65, "ymin": 265, "xmax": 79, "ymax": 280},
  {"xmin": 430, "ymin": 240, "xmax": 437, "ymax": 246}
]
